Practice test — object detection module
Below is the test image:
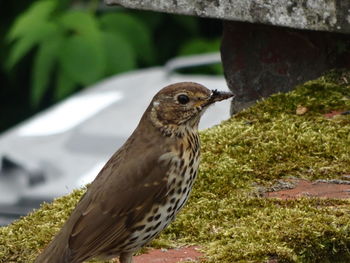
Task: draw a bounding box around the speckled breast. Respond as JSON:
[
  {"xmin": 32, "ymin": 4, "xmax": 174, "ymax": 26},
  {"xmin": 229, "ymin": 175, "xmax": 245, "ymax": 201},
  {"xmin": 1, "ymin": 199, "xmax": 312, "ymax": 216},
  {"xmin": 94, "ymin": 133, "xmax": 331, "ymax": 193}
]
[{"xmin": 120, "ymin": 130, "xmax": 200, "ymax": 252}]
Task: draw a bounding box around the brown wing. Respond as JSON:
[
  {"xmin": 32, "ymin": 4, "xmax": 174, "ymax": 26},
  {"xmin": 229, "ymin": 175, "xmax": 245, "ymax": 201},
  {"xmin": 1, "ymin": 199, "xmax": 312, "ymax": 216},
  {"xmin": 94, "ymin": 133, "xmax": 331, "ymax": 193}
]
[{"xmin": 65, "ymin": 134, "xmax": 172, "ymax": 262}]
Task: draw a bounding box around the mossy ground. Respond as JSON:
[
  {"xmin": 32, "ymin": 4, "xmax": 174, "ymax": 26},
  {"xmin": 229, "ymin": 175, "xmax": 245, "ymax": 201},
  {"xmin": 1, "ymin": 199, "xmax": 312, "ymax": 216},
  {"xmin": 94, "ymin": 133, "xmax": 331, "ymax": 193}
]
[{"xmin": 1, "ymin": 70, "xmax": 350, "ymax": 263}]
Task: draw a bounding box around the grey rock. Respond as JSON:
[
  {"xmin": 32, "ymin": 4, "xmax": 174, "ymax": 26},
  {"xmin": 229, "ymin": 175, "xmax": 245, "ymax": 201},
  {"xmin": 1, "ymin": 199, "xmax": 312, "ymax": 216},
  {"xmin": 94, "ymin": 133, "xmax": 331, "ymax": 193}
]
[
  {"xmin": 314, "ymin": 179, "xmax": 350, "ymax": 185},
  {"xmin": 105, "ymin": 0, "xmax": 350, "ymax": 34}
]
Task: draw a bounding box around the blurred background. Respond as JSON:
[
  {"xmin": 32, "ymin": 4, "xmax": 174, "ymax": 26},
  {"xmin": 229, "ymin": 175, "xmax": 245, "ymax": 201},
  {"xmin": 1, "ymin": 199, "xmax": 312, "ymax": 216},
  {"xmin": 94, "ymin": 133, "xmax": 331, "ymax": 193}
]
[
  {"xmin": 0, "ymin": 0, "xmax": 223, "ymax": 134},
  {"xmin": 0, "ymin": 0, "xmax": 228, "ymax": 225}
]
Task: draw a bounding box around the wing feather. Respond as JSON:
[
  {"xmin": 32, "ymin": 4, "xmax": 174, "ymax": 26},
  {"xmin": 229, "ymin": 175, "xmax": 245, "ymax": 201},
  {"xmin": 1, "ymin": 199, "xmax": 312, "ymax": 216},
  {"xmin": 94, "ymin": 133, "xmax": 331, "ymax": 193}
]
[{"xmin": 66, "ymin": 136, "xmax": 172, "ymax": 261}]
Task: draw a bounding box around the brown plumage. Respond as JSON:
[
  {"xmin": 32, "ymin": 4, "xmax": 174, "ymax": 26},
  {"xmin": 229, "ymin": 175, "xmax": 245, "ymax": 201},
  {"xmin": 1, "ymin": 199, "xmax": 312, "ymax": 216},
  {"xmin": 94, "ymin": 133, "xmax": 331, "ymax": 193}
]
[{"xmin": 35, "ymin": 82, "xmax": 233, "ymax": 263}]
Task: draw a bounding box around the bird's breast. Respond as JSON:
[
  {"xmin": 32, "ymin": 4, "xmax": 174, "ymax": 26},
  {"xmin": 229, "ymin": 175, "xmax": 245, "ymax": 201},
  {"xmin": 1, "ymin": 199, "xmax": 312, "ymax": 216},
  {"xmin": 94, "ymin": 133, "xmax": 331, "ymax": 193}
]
[{"xmin": 119, "ymin": 132, "xmax": 201, "ymax": 252}]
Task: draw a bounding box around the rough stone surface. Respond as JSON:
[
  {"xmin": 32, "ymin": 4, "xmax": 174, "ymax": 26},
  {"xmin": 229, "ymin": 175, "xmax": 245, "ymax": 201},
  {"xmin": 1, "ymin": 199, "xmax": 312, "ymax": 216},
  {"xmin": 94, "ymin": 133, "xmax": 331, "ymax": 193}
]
[
  {"xmin": 134, "ymin": 246, "xmax": 203, "ymax": 263},
  {"xmin": 221, "ymin": 21, "xmax": 350, "ymax": 113},
  {"xmin": 265, "ymin": 179, "xmax": 350, "ymax": 199},
  {"xmin": 105, "ymin": 0, "xmax": 350, "ymax": 34}
]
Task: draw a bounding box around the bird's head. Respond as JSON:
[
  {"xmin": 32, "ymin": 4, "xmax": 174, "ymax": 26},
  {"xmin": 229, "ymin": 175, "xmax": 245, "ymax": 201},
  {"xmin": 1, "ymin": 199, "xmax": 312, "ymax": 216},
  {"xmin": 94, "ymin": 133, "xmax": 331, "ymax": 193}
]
[{"xmin": 148, "ymin": 82, "xmax": 234, "ymax": 134}]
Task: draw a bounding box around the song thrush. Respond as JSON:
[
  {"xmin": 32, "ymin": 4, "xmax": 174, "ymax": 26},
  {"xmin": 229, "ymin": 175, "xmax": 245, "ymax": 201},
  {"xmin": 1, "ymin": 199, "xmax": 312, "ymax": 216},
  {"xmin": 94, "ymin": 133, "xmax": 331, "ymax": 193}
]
[{"xmin": 35, "ymin": 82, "xmax": 233, "ymax": 263}]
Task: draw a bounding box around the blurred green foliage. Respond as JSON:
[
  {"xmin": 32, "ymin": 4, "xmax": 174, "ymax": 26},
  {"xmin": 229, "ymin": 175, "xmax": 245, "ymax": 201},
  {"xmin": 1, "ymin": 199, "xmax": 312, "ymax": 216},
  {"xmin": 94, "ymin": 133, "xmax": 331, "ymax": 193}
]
[
  {"xmin": 1, "ymin": 0, "xmax": 221, "ymax": 132},
  {"xmin": 4, "ymin": 0, "xmax": 221, "ymax": 106}
]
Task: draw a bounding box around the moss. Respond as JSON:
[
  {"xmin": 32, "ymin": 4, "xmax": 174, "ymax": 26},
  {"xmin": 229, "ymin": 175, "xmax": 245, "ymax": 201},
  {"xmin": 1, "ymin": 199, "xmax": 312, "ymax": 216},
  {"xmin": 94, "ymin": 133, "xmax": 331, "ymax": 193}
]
[
  {"xmin": 1, "ymin": 70, "xmax": 350, "ymax": 263},
  {"xmin": 0, "ymin": 189, "xmax": 85, "ymax": 263}
]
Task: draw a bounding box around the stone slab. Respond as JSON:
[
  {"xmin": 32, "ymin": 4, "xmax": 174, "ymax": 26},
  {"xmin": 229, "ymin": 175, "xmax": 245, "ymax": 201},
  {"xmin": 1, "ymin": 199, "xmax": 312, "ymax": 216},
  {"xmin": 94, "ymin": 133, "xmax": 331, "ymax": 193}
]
[
  {"xmin": 105, "ymin": 0, "xmax": 350, "ymax": 34},
  {"xmin": 220, "ymin": 21, "xmax": 350, "ymax": 113}
]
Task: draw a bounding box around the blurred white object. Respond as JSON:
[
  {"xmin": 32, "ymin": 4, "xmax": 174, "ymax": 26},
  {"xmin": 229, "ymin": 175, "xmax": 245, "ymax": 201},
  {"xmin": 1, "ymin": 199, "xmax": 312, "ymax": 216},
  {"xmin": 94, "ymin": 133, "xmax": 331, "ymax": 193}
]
[{"xmin": 18, "ymin": 91, "xmax": 123, "ymax": 136}]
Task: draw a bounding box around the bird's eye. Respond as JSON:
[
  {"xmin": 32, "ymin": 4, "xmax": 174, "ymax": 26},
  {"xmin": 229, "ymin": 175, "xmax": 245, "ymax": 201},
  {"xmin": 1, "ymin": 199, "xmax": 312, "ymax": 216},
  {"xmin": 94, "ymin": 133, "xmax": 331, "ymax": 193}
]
[{"xmin": 177, "ymin": 94, "xmax": 190, "ymax": 104}]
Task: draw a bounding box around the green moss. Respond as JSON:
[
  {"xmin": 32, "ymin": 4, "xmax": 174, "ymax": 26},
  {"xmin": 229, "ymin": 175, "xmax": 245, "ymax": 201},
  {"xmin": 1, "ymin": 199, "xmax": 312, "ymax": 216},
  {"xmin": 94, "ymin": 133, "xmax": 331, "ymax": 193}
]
[
  {"xmin": 1, "ymin": 70, "xmax": 350, "ymax": 262},
  {"xmin": 0, "ymin": 189, "xmax": 85, "ymax": 263}
]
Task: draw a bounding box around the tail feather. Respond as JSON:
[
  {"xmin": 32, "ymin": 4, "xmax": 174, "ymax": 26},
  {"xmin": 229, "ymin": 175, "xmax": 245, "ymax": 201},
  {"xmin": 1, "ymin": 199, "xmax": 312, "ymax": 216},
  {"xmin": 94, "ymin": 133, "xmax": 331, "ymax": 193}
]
[
  {"xmin": 34, "ymin": 190, "xmax": 90, "ymax": 263},
  {"xmin": 35, "ymin": 249, "xmax": 72, "ymax": 263},
  {"xmin": 34, "ymin": 230, "xmax": 74, "ymax": 263}
]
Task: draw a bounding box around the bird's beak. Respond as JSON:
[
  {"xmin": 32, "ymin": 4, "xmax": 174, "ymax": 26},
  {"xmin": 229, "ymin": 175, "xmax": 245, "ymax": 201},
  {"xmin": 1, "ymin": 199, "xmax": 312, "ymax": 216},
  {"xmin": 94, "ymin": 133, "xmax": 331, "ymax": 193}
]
[
  {"xmin": 209, "ymin": 89, "xmax": 235, "ymax": 102},
  {"xmin": 199, "ymin": 89, "xmax": 234, "ymax": 108}
]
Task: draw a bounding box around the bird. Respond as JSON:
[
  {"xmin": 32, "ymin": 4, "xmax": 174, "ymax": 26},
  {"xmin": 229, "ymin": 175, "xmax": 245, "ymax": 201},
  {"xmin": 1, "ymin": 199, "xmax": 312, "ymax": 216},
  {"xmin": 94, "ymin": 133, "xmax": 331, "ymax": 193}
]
[{"xmin": 35, "ymin": 82, "xmax": 234, "ymax": 263}]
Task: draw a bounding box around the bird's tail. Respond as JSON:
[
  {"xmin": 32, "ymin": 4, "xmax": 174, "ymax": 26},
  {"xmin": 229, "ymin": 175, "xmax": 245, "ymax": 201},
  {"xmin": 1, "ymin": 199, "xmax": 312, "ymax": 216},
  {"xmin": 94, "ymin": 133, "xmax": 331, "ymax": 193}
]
[{"xmin": 34, "ymin": 230, "xmax": 73, "ymax": 263}]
